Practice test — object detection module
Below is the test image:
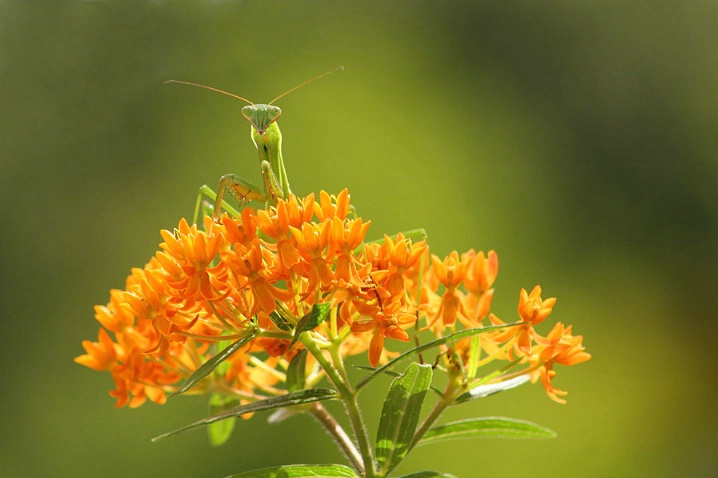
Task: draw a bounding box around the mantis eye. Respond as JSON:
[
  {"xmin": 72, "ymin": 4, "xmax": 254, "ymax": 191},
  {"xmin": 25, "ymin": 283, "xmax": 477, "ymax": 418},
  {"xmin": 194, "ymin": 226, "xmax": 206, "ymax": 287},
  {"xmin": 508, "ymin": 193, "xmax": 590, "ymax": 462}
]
[
  {"xmin": 241, "ymin": 105, "xmax": 255, "ymax": 121},
  {"xmin": 267, "ymin": 106, "xmax": 282, "ymax": 121}
]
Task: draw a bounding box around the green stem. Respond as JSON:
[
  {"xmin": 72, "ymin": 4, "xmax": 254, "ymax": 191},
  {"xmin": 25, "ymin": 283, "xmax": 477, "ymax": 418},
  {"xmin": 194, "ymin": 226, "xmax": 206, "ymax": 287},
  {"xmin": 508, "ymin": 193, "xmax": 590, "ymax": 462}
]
[
  {"xmin": 407, "ymin": 387, "xmax": 454, "ymax": 455},
  {"xmin": 299, "ymin": 332, "xmax": 378, "ymax": 478},
  {"xmin": 308, "ymin": 402, "xmax": 364, "ymax": 474},
  {"xmin": 407, "ymin": 368, "xmax": 466, "ymax": 457}
]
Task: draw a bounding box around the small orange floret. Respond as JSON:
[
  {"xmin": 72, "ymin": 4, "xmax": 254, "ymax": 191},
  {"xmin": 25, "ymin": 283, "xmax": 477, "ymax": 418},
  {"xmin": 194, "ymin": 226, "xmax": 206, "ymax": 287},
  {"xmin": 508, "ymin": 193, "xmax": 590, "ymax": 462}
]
[
  {"xmin": 518, "ymin": 285, "xmax": 556, "ymax": 326},
  {"xmin": 529, "ymin": 322, "xmax": 591, "ymax": 403},
  {"xmin": 426, "ymin": 251, "xmax": 470, "ymax": 328}
]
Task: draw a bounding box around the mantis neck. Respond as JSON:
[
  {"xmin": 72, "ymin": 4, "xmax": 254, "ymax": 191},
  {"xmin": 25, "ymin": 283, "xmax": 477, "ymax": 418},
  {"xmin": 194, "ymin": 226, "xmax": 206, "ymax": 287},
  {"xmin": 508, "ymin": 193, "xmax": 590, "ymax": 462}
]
[{"xmin": 252, "ymin": 122, "xmax": 291, "ymax": 199}]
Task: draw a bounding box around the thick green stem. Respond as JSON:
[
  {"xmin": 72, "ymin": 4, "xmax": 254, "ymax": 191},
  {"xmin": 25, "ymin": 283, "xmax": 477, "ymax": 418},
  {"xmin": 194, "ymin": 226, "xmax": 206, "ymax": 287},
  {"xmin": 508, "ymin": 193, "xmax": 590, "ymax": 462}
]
[{"xmin": 299, "ymin": 332, "xmax": 378, "ymax": 477}]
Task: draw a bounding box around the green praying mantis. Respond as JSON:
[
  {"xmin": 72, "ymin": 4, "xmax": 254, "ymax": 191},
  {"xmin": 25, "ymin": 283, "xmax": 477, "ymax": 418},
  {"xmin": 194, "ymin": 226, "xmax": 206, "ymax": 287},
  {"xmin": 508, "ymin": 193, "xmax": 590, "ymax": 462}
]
[{"xmin": 165, "ymin": 66, "xmax": 343, "ymax": 221}]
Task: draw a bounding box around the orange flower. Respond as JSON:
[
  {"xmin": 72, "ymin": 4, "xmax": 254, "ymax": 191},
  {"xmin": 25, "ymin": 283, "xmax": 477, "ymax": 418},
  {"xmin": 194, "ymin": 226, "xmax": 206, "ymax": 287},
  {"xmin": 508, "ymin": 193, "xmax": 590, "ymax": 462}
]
[
  {"xmin": 512, "ymin": 285, "xmax": 557, "ymax": 355},
  {"xmin": 158, "ymin": 218, "xmax": 228, "ymax": 302},
  {"xmin": 426, "ymin": 251, "xmax": 470, "ymax": 328},
  {"xmin": 108, "ymin": 346, "xmax": 181, "ymax": 408},
  {"xmin": 75, "ymin": 329, "xmax": 118, "ymax": 371},
  {"xmin": 223, "ymin": 241, "xmax": 295, "ymax": 315},
  {"xmin": 221, "ymin": 207, "xmax": 258, "ymax": 250},
  {"xmin": 256, "ymin": 199, "xmax": 303, "ymax": 270},
  {"xmin": 349, "ymin": 296, "xmax": 416, "ymax": 366},
  {"xmin": 460, "ymin": 250, "xmax": 498, "ymax": 326},
  {"xmin": 528, "ymin": 322, "xmax": 591, "ymax": 403},
  {"xmin": 518, "ymin": 285, "xmax": 556, "ymax": 325},
  {"xmin": 289, "ymin": 221, "xmax": 334, "ymax": 296},
  {"xmin": 94, "ymin": 289, "xmax": 135, "ymax": 333},
  {"xmin": 78, "ymin": 188, "xmax": 591, "ymax": 412},
  {"xmin": 368, "ymin": 232, "xmax": 427, "ymax": 297},
  {"xmin": 327, "ymin": 217, "xmax": 371, "ymax": 289},
  {"xmin": 314, "ymin": 189, "xmax": 351, "ymax": 221},
  {"xmin": 463, "ymin": 249, "xmax": 498, "ymax": 295}
]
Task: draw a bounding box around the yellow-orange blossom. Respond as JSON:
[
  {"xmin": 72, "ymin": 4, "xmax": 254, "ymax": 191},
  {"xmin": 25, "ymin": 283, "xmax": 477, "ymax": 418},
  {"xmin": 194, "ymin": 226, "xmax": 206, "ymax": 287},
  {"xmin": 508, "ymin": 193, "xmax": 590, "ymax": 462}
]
[{"xmin": 76, "ymin": 189, "xmax": 590, "ymax": 408}]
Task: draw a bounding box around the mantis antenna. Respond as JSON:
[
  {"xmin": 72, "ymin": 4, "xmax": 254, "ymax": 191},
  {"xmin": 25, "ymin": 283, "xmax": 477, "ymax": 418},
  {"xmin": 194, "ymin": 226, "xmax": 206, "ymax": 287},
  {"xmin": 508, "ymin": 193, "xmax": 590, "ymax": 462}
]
[
  {"xmin": 163, "ymin": 80, "xmax": 254, "ymax": 104},
  {"xmin": 164, "ymin": 65, "xmax": 344, "ymax": 106},
  {"xmin": 269, "ymin": 65, "xmax": 344, "ymax": 104}
]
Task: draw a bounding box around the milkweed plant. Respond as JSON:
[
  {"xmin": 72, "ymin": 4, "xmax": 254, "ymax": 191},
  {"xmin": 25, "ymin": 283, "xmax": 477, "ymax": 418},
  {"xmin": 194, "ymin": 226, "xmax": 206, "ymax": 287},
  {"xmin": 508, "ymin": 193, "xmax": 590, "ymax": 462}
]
[{"xmin": 76, "ymin": 79, "xmax": 591, "ymax": 478}]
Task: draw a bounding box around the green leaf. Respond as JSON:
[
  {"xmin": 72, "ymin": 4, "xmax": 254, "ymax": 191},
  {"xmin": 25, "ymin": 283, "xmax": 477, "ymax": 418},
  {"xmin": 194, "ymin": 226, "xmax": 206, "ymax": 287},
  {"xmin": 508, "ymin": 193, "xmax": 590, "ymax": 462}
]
[
  {"xmin": 286, "ymin": 348, "xmax": 308, "ymax": 392},
  {"xmin": 418, "ymin": 417, "xmax": 557, "ymax": 446},
  {"xmin": 394, "ymin": 472, "xmax": 458, "ymax": 478},
  {"xmin": 356, "ymin": 322, "xmax": 521, "ymax": 391},
  {"xmin": 269, "ymin": 310, "xmax": 295, "ymax": 332},
  {"xmin": 170, "ymin": 333, "xmax": 256, "ymax": 397},
  {"xmin": 376, "ymin": 363, "xmax": 432, "ymax": 473},
  {"xmin": 454, "ymin": 375, "xmax": 530, "ymax": 404},
  {"xmin": 207, "ymin": 393, "xmax": 237, "ymax": 447},
  {"xmin": 153, "ymin": 388, "xmax": 337, "ymax": 442},
  {"xmin": 291, "ymin": 303, "xmax": 331, "ymax": 346},
  {"xmin": 222, "ymin": 464, "xmax": 358, "ymax": 477}
]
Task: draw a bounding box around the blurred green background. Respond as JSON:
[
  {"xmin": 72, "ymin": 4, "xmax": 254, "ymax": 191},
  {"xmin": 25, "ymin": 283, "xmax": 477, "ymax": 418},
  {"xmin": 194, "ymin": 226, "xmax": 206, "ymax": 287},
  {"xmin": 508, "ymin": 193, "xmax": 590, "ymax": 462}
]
[{"xmin": 2, "ymin": 2, "xmax": 717, "ymax": 477}]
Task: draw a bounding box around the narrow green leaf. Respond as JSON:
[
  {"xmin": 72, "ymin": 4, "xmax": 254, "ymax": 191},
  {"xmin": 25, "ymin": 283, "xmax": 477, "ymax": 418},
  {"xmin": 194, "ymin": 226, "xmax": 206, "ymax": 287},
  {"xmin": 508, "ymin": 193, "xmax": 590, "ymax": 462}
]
[
  {"xmin": 356, "ymin": 322, "xmax": 521, "ymax": 391},
  {"xmin": 269, "ymin": 310, "xmax": 294, "ymax": 332},
  {"xmin": 376, "ymin": 363, "xmax": 433, "ymax": 473},
  {"xmin": 207, "ymin": 393, "xmax": 237, "ymax": 447},
  {"xmin": 170, "ymin": 333, "xmax": 256, "ymax": 397},
  {"xmin": 418, "ymin": 417, "xmax": 557, "ymax": 446},
  {"xmin": 153, "ymin": 388, "xmax": 337, "ymax": 442},
  {"xmin": 395, "ymin": 472, "xmax": 458, "ymax": 478},
  {"xmin": 286, "ymin": 348, "xmax": 308, "ymax": 392},
  {"xmin": 291, "ymin": 303, "xmax": 331, "ymax": 346},
  {"xmin": 222, "ymin": 464, "xmax": 358, "ymax": 478},
  {"xmin": 454, "ymin": 375, "xmax": 530, "ymax": 404}
]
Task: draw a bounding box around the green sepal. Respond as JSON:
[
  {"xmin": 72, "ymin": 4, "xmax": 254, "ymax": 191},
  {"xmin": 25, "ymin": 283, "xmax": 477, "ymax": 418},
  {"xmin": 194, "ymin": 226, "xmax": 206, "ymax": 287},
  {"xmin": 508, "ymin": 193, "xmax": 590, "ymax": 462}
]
[
  {"xmin": 169, "ymin": 333, "xmax": 256, "ymax": 397},
  {"xmin": 290, "ymin": 302, "xmax": 331, "ymax": 346},
  {"xmin": 376, "ymin": 363, "xmax": 433, "ymax": 473},
  {"xmin": 222, "ymin": 464, "xmax": 358, "ymax": 478},
  {"xmin": 286, "ymin": 348, "xmax": 308, "ymax": 392},
  {"xmin": 207, "ymin": 393, "xmax": 237, "ymax": 447},
  {"xmin": 356, "ymin": 322, "xmax": 522, "ymax": 391},
  {"xmin": 153, "ymin": 388, "xmax": 337, "ymax": 442},
  {"xmin": 417, "ymin": 417, "xmax": 557, "ymax": 446}
]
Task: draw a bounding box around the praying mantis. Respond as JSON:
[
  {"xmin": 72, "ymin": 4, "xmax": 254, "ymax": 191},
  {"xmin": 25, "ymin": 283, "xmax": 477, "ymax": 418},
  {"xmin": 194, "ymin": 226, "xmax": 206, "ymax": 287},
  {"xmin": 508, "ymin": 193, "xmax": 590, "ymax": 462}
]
[{"xmin": 165, "ymin": 66, "xmax": 343, "ymax": 221}]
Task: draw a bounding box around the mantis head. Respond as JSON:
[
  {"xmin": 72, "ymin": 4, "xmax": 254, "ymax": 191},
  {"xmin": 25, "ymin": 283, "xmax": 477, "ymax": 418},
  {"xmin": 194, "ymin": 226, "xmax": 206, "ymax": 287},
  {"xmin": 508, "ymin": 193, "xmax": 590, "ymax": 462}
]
[{"xmin": 241, "ymin": 104, "xmax": 282, "ymax": 135}]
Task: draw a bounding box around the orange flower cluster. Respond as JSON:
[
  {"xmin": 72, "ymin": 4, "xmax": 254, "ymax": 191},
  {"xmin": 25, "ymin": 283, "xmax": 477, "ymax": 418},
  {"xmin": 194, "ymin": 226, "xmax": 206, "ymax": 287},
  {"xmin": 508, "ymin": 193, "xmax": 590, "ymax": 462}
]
[{"xmin": 76, "ymin": 189, "xmax": 590, "ymax": 408}]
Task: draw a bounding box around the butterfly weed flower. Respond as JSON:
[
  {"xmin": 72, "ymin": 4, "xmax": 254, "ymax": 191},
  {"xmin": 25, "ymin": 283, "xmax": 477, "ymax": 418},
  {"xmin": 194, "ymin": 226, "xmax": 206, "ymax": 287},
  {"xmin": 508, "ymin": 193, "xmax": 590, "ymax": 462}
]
[{"xmin": 77, "ymin": 187, "xmax": 590, "ymax": 476}]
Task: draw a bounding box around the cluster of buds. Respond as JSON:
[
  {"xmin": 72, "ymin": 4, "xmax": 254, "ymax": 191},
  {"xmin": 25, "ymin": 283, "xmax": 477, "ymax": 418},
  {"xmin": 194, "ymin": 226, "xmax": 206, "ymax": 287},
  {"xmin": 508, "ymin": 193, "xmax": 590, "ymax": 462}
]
[{"xmin": 76, "ymin": 189, "xmax": 590, "ymax": 408}]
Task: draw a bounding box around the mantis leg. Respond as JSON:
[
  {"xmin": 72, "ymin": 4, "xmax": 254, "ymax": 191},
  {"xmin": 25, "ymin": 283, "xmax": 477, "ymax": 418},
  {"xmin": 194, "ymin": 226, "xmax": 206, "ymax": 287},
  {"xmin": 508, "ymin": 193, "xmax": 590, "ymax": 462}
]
[
  {"xmin": 191, "ymin": 167, "xmax": 283, "ymax": 224},
  {"xmin": 260, "ymin": 160, "xmax": 284, "ymax": 203},
  {"xmin": 213, "ymin": 174, "xmax": 268, "ymax": 219},
  {"xmin": 192, "ymin": 185, "xmax": 241, "ymax": 224}
]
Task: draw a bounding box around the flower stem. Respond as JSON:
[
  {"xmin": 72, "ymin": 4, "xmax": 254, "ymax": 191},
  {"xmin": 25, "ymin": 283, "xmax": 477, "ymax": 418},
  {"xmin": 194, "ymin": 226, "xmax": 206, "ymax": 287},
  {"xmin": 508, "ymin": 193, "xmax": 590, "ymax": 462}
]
[
  {"xmin": 407, "ymin": 382, "xmax": 456, "ymax": 455},
  {"xmin": 299, "ymin": 332, "xmax": 378, "ymax": 477}
]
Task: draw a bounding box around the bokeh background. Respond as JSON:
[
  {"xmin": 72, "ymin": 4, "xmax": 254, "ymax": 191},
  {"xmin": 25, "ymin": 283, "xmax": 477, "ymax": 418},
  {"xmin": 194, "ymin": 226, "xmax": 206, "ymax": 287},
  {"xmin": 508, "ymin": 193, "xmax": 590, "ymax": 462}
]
[{"xmin": 2, "ymin": 2, "xmax": 717, "ymax": 477}]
